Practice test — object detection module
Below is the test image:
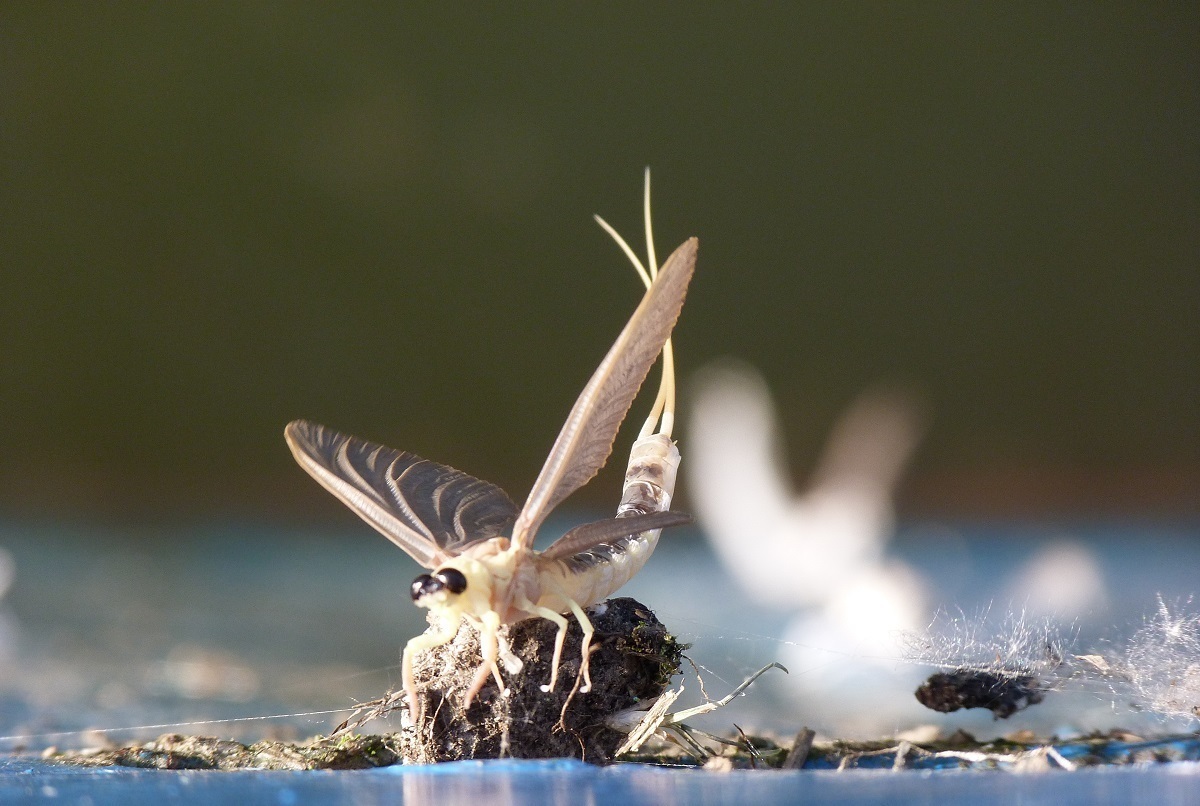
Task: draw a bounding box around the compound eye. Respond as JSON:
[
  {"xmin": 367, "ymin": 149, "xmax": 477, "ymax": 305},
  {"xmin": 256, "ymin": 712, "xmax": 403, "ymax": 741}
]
[
  {"xmin": 435, "ymin": 568, "xmax": 468, "ymax": 595},
  {"xmin": 410, "ymin": 573, "xmax": 437, "ymax": 602}
]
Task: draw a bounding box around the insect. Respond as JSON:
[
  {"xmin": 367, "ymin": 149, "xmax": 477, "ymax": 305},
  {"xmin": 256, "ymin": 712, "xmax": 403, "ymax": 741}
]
[{"xmin": 285, "ymin": 172, "xmax": 697, "ymax": 718}]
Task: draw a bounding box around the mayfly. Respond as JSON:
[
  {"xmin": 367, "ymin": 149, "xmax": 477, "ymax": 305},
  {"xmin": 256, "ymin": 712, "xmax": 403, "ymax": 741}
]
[{"xmin": 285, "ymin": 172, "xmax": 697, "ymax": 718}]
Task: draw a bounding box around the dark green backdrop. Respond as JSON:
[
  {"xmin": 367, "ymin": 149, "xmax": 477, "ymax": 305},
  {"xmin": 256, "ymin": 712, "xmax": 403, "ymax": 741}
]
[{"xmin": 2, "ymin": 4, "xmax": 1197, "ymax": 520}]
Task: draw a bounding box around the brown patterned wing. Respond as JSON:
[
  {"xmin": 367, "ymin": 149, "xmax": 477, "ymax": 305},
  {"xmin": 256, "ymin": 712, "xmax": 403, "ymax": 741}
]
[
  {"xmin": 510, "ymin": 237, "xmax": 697, "ymax": 550},
  {"xmin": 285, "ymin": 419, "xmax": 519, "ymax": 568}
]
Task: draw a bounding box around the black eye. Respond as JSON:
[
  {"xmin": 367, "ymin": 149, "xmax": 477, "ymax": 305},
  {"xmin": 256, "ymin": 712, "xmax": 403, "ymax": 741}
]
[
  {"xmin": 410, "ymin": 573, "xmax": 437, "ymax": 602},
  {"xmin": 436, "ymin": 568, "xmax": 468, "ymax": 594}
]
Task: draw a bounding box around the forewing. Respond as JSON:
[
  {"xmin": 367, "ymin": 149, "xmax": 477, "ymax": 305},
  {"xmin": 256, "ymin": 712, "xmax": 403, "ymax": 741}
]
[
  {"xmin": 538, "ymin": 511, "xmax": 693, "ymax": 562},
  {"xmin": 510, "ymin": 237, "xmax": 697, "ymax": 549},
  {"xmin": 285, "ymin": 419, "xmax": 519, "ymax": 567}
]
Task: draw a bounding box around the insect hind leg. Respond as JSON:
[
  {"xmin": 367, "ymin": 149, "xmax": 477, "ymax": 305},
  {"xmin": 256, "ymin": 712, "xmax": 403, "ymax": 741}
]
[
  {"xmin": 533, "ymin": 581, "xmax": 597, "ymax": 694},
  {"xmin": 562, "ymin": 597, "xmax": 595, "ymax": 692},
  {"xmin": 515, "ymin": 594, "xmax": 570, "ymax": 694}
]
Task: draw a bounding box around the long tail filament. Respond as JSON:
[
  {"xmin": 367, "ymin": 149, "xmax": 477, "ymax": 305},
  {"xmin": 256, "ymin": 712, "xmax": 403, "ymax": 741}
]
[{"xmin": 593, "ymin": 167, "xmax": 676, "ymax": 440}]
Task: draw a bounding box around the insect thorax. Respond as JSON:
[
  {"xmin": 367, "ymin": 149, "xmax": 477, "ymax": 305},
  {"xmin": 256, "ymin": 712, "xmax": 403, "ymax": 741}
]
[{"xmin": 420, "ymin": 540, "xmax": 539, "ymax": 625}]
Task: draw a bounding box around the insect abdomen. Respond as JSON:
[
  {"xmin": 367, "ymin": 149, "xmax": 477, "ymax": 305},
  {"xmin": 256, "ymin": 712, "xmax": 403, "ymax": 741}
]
[{"xmin": 538, "ymin": 433, "xmax": 681, "ymax": 608}]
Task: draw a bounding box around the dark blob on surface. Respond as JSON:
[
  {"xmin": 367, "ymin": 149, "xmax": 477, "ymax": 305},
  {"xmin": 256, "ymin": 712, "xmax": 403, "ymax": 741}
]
[{"xmin": 915, "ymin": 669, "xmax": 1046, "ymax": 719}]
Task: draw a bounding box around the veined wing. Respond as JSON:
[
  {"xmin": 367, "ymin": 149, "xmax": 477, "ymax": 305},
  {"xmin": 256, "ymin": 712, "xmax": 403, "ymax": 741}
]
[
  {"xmin": 538, "ymin": 511, "xmax": 692, "ymax": 562},
  {"xmin": 510, "ymin": 237, "xmax": 697, "ymax": 550},
  {"xmin": 285, "ymin": 419, "xmax": 519, "ymax": 568}
]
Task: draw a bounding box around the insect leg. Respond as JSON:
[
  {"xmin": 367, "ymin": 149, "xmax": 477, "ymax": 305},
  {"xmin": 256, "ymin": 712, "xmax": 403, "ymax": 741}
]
[
  {"xmin": 561, "ymin": 595, "xmax": 596, "ymax": 693},
  {"xmin": 402, "ymin": 620, "xmax": 461, "ymax": 716},
  {"xmin": 534, "ymin": 580, "xmax": 597, "ymax": 694},
  {"xmin": 513, "ymin": 592, "xmax": 570, "ymax": 694},
  {"xmin": 463, "ymin": 610, "xmax": 506, "ymax": 707},
  {"xmin": 497, "ymin": 630, "xmax": 524, "ymax": 675}
]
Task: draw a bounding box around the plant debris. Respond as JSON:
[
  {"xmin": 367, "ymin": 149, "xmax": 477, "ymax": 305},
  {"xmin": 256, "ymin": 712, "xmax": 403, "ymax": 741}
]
[
  {"xmin": 45, "ymin": 733, "xmax": 406, "ymax": 771},
  {"xmin": 616, "ymin": 729, "xmax": 1200, "ymax": 771},
  {"xmin": 43, "ymin": 726, "xmax": 1200, "ymax": 772}
]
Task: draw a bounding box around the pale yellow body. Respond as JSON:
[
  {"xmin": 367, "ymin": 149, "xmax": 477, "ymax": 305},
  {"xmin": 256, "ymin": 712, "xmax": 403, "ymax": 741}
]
[{"xmin": 534, "ymin": 532, "xmax": 657, "ymax": 611}]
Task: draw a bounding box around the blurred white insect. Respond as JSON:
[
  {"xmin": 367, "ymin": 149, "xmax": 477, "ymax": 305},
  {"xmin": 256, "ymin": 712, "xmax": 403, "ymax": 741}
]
[
  {"xmin": 287, "ymin": 172, "xmax": 696, "ymax": 718},
  {"xmin": 689, "ymin": 362, "xmax": 926, "ymax": 610},
  {"xmin": 688, "ymin": 364, "xmax": 1115, "ymax": 732},
  {"xmin": 687, "ymin": 361, "xmax": 930, "ymax": 731}
]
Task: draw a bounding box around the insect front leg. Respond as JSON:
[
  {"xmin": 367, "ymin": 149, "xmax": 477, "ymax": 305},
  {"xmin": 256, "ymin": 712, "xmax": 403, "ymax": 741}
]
[
  {"xmin": 496, "ymin": 630, "xmax": 524, "ymax": 675},
  {"xmin": 402, "ymin": 619, "xmax": 461, "ymax": 717},
  {"xmin": 463, "ymin": 610, "xmax": 507, "ymax": 707}
]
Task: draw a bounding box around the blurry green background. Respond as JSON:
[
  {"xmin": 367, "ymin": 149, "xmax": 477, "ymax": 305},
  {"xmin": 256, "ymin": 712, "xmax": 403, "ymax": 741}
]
[{"xmin": 2, "ymin": 4, "xmax": 1196, "ymax": 522}]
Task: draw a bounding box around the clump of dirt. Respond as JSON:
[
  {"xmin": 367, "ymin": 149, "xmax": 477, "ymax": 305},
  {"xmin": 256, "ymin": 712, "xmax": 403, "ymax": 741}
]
[
  {"xmin": 48, "ymin": 597, "xmax": 684, "ymax": 768},
  {"xmin": 397, "ymin": 596, "xmax": 683, "ymax": 762},
  {"xmin": 914, "ymin": 669, "xmax": 1045, "ymax": 718}
]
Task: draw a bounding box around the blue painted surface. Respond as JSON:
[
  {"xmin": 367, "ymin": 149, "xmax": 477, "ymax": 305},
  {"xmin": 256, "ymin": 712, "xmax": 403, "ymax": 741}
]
[
  {"xmin": 1, "ymin": 519, "xmax": 1199, "ymax": 802},
  {"xmin": 3, "ymin": 756, "xmax": 1200, "ymax": 806}
]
